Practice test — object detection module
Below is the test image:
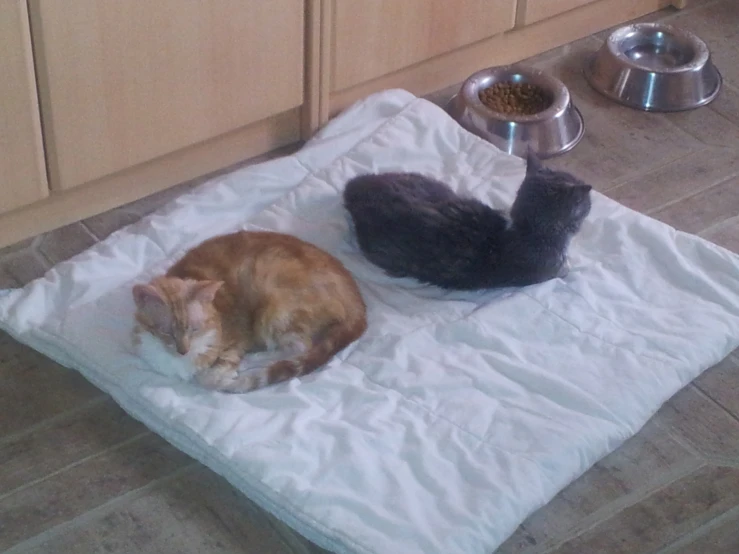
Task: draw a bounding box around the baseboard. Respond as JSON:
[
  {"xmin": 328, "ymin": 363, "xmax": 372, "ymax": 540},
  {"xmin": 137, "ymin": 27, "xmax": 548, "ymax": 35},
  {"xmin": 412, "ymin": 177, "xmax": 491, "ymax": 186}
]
[{"xmin": 0, "ymin": 109, "xmax": 301, "ymax": 248}]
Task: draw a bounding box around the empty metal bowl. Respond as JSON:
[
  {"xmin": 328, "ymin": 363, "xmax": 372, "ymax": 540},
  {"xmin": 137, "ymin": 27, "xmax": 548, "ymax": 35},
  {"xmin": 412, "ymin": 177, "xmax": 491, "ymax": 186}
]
[
  {"xmin": 585, "ymin": 23, "xmax": 722, "ymax": 112},
  {"xmin": 446, "ymin": 65, "xmax": 584, "ymax": 159}
]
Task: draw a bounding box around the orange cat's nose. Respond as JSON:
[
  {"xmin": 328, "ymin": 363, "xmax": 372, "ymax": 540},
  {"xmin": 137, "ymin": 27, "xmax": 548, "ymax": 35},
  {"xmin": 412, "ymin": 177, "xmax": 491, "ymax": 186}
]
[{"xmin": 176, "ymin": 341, "xmax": 189, "ymax": 355}]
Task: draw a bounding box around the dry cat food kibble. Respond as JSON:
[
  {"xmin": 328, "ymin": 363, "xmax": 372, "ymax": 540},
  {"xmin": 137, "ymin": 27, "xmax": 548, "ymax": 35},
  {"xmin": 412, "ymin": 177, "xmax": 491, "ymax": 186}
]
[{"xmin": 478, "ymin": 81, "xmax": 552, "ymax": 116}]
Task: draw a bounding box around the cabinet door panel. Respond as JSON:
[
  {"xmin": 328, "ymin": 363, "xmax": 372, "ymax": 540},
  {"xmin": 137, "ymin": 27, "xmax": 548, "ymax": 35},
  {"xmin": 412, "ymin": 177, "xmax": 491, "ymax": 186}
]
[
  {"xmin": 521, "ymin": 0, "xmax": 600, "ymax": 25},
  {"xmin": 0, "ymin": 0, "xmax": 48, "ymax": 215},
  {"xmin": 30, "ymin": 0, "xmax": 304, "ymax": 190},
  {"xmin": 332, "ymin": 0, "xmax": 516, "ymax": 91}
]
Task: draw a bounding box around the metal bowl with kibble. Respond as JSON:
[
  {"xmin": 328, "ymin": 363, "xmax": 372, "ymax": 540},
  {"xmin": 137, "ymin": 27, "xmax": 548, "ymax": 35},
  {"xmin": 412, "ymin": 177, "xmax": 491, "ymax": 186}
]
[{"xmin": 446, "ymin": 64, "xmax": 584, "ymax": 159}]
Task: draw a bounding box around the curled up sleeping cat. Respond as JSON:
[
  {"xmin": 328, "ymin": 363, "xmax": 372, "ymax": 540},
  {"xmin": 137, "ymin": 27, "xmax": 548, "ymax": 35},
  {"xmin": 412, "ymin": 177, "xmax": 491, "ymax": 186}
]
[
  {"xmin": 343, "ymin": 151, "xmax": 592, "ymax": 290},
  {"xmin": 132, "ymin": 230, "xmax": 367, "ymax": 393}
]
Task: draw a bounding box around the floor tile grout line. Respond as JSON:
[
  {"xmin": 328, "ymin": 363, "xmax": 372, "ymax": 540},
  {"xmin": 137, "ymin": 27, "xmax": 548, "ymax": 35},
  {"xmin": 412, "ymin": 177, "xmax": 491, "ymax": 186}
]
[
  {"xmin": 645, "ymin": 170, "xmax": 739, "ymax": 217},
  {"xmin": 31, "ymin": 220, "xmax": 99, "ymax": 268},
  {"xmin": 520, "ymin": 460, "xmax": 705, "ymax": 554},
  {"xmin": 79, "ymin": 219, "xmax": 105, "ymax": 242},
  {"xmin": 698, "ymin": 212, "xmax": 739, "ymax": 238},
  {"xmin": 1, "ymin": 462, "xmax": 199, "ymax": 554},
  {"xmin": 0, "ymin": 430, "xmax": 152, "ymax": 504},
  {"xmin": 690, "ymin": 382, "xmax": 739, "ymax": 428},
  {"xmin": 705, "ymin": 103, "xmax": 739, "ymax": 138},
  {"xmin": 29, "ymin": 234, "xmax": 43, "ymax": 251},
  {"xmin": 261, "ymin": 512, "xmax": 319, "ymax": 554},
  {"xmin": 0, "ymin": 241, "xmax": 47, "ymax": 264},
  {"xmin": 0, "ymin": 395, "xmax": 108, "ymax": 449},
  {"xmin": 657, "ymin": 102, "xmax": 738, "ymax": 150},
  {"xmin": 653, "ymin": 501, "xmax": 739, "ymax": 554},
  {"xmin": 651, "ymin": 397, "xmax": 713, "ymax": 462},
  {"xmin": 0, "ymin": 247, "xmax": 33, "ymax": 262},
  {"xmin": 78, "ymin": 221, "xmax": 99, "ymax": 243},
  {"xmin": 512, "ymin": 524, "xmax": 539, "ymax": 554},
  {"xmin": 598, "ymin": 146, "xmax": 713, "ymax": 195},
  {"xmin": 654, "ymin": 381, "xmax": 732, "ymax": 463},
  {"xmin": 720, "ymin": 79, "xmax": 739, "ymax": 95},
  {"xmin": 0, "ymin": 245, "xmax": 53, "ymax": 287},
  {"xmin": 0, "ymin": 268, "xmax": 21, "ymax": 288},
  {"xmin": 691, "ymin": 455, "xmax": 739, "ymax": 469},
  {"xmin": 32, "ymin": 243, "xmax": 55, "ymax": 272}
]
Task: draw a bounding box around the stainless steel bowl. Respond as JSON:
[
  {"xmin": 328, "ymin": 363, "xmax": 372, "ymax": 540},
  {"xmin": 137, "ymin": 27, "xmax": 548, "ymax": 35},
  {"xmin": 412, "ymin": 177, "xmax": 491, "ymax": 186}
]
[
  {"xmin": 446, "ymin": 65, "xmax": 584, "ymax": 159},
  {"xmin": 584, "ymin": 23, "xmax": 722, "ymax": 112}
]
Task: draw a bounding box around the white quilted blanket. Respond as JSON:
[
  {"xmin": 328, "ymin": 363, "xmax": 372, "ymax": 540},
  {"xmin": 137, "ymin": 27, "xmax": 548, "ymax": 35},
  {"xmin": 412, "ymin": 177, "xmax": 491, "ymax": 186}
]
[{"xmin": 2, "ymin": 89, "xmax": 739, "ymax": 554}]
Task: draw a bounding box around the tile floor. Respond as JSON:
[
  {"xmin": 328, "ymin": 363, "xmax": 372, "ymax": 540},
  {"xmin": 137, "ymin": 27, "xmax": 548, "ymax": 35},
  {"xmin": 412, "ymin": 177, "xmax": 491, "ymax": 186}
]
[{"xmin": 2, "ymin": 1, "xmax": 739, "ymax": 552}]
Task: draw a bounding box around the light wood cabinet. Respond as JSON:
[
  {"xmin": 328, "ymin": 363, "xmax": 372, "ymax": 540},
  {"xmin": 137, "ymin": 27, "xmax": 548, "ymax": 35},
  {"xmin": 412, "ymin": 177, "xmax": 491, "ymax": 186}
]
[
  {"xmin": 0, "ymin": 0, "xmax": 674, "ymax": 248},
  {"xmin": 331, "ymin": 0, "xmax": 516, "ymax": 91},
  {"xmin": 29, "ymin": 0, "xmax": 304, "ymax": 191},
  {"xmin": 518, "ymin": 0, "xmax": 600, "ymax": 25},
  {"xmin": 0, "ymin": 0, "xmax": 48, "ymax": 215}
]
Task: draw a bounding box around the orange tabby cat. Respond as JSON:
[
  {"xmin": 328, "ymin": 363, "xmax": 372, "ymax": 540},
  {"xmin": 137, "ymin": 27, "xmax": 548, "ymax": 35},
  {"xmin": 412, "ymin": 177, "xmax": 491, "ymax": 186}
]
[{"xmin": 132, "ymin": 230, "xmax": 367, "ymax": 393}]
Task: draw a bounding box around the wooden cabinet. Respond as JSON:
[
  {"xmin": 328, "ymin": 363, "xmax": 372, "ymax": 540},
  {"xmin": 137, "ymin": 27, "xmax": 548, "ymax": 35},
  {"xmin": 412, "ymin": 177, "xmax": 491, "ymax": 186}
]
[
  {"xmin": 518, "ymin": 0, "xmax": 600, "ymax": 25},
  {"xmin": 0, "ymin": 0, "xmax": 674, "ymax": 248},
  {"xmin": 0, "ymin": 0, "xmax": 48, "ymax": 215},
  {"xmin": 331, "ymin": 0, "xmax": 516, "ymax": 91},
  {"xmin": 29, "ymin": 0, "xmax": 304, "ymax": 191}
]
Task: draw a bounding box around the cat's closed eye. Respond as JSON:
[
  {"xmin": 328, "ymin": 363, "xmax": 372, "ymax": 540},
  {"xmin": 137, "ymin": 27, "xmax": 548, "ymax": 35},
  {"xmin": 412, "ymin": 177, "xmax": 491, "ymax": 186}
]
[{"xmin": 156, "ymin": 333, "xmax": 177, "ymax": 351}]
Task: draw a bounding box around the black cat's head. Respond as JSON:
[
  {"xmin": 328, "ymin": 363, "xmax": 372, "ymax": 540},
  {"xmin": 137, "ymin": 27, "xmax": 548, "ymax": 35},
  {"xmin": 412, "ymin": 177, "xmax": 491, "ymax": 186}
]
[{"xmin": 509, "ymin": 150, "xmax": 592, "ymax": 234}]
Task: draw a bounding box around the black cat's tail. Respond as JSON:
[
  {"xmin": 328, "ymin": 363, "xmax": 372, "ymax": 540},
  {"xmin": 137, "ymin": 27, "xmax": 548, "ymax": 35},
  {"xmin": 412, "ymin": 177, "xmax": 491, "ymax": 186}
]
[
  {"xmin": 343, "ymin": 174, "xmax": 388, "ymax": 208},
  {"xmin": 343, "ymin": 175, "xmax": 415, "ymax": 230}
]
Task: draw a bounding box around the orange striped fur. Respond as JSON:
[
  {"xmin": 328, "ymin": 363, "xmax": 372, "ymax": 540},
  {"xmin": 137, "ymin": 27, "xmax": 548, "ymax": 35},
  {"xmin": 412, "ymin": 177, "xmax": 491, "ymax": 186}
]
[{"xmin": 132, "ymin": 231, "xmax": 367, "ymax": 392}]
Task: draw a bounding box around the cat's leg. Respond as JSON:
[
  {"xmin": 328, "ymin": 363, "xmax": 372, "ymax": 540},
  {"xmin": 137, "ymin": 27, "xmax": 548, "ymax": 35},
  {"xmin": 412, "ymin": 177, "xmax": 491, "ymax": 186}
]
[
  {"xmin": 238, "ymin": 350, "xmax": 289, "ymax": 372},
  {"xmin": 557, "ymin": 257, "xmax": 571, "ymax": 279},
  {"xmin": 194, "ymin": 347, "xmax": 242, "ymax": 390},
  {"xmin": 239, "ymin": 334, "xmax": 308, "ymax": 373},
  {"xmin": 344, "ymin": 211, "xmax": 360, "ymax": 249},
  {"xmin": 131, "ymin": 324, "xmax": 142, "ymax": 347}
]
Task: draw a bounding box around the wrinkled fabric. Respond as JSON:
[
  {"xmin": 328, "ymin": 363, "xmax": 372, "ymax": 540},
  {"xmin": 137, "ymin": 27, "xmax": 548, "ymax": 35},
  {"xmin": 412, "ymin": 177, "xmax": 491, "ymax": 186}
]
[{"xmin": 2, "ymin": 89, "xmax": 739, "ymax": 554}]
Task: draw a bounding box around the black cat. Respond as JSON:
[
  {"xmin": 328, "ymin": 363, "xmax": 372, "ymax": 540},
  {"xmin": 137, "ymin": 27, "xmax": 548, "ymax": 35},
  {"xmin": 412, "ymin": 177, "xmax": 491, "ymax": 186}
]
[{"xmin": 343, "ymin": 152, "xmax": 592, "ymax": 290}]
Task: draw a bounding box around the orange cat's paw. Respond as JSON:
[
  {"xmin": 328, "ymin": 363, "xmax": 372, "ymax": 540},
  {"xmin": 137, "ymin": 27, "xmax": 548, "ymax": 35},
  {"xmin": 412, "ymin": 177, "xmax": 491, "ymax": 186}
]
[
  {"xmin": 238, "ymin": 350, "xmax": 289, "ymax": 373},
  {"xmin": 130, "ymin": 324, "xmax": 142, "ymax": 347}
]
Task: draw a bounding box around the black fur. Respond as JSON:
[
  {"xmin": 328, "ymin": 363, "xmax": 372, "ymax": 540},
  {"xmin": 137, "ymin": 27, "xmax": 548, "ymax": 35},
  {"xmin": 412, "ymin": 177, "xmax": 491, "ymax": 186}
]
[{"xmin": 343, "ymin": 152, "xmax": 592, "ymax": 290}]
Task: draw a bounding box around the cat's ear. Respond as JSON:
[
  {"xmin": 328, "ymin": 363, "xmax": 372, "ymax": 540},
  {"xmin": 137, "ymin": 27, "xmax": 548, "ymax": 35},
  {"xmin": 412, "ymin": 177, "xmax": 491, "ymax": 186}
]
[
  {"xmin": 132, "ymin": 283, "xmax": 164, "ymax": 309},
  {"xmin": 190, "ymin": 280, "xmax": 223, "ymax": 304},
  {"xmin": 575, "ymin": 184, "xmax": 593, "ymax": 197},
  {"xmin": 525, "ymin": 149, "xmax": 543, "ymax": 176},
  {"xmin": 132, "ymin": 283, "xmax": 172, "ymax": 331}
]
